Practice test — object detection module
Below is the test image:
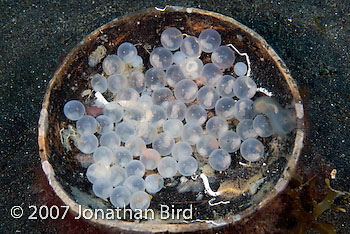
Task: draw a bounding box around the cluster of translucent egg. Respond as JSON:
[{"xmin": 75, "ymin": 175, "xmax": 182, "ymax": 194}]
[{"xmin": 63, "ymin": 27, "xmax": 274, "ymax": 211}]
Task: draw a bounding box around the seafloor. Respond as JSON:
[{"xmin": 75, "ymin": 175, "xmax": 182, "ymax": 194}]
[{"xmin": 0, "ymin": 0, "xmax": 349, "ymax": 233}]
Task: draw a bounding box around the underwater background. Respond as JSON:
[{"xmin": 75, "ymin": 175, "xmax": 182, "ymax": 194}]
[{"xmin": 0, "ymin": 0, "xmax": 349, "ymax": 233}]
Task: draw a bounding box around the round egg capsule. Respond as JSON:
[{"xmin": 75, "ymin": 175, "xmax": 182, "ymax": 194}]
[
  {"xmin": 161, "ymin": 27, "xmax": 183, "ymax": 51},
  {"xmin": 218, "ymin": 130, "xmax": 241, "ymax": 153},
  {"xmin": 90, "ymin": 74, "xmax": 107, "ymax": 93},
  {"xmin": 140, "ymin": 94, "xmax": 153, "ymax": 109},
  {"xmin": 96, "ymin": 115, "xmax": 114, "ymax": 134},
  {"xmin": 77, "ymin": 134, "xmax": 98, "ymax": 154},
  {"xmin": 123, "ymin": 107, "xmax": 144, "ymax": 123},
  {"xmin": 205, "ymin": 116, "xmax": 228, "ymax": 138},
  {"xmin": 93, "ymin": 146, "xmax": 115, "ymax": 166},
  {"xmin": 123, "ymin": 175, "xmax": 145, "ymax": 193},
  {"xmin": 92, "ymin": 178, "xmax": 114, "ymax": 199},
  {"xmin": 180, "ymin": 36, "xmax": 201, "ymax": 58},
  {"xmin": 236, "ymin": 119, "xmax": 258, "ymax": 140},
  {"xmin": 196, "ymin": 135, "xmax": 219, "ymax": 157},
  {"xmin": 102, "ymin": 54, "xmax": 125, "ymax": 75},
  {"xmin": 233, "ymin": 76, "xmax": 257, "ymax": 99},
  {"xmin": 178, "ymin": 156, "xmax": 198, "ymax": 176},
  {"xmin": 253, "ymin": 115, "xmax": 273, "ymax": 137},
  {"xmin": 116, "ymin": 88, "xmax": 140, "ymax": 107},
  {"xmin": 150, "ymin": 105, "xmax": 167, "ymax": 128},
  {"xmin": 125, "ymin": 160, "xmax": 145, "ymax": 177},
  {"xmin": 129, "ymin": 70, "xmax": 146, "ymax": 93},
  {"xmin": 150, "ymin": 47, "xmax": 173, "ymax": 70},
  {"xmin": 200, "ymin": 63, "xmax": 223, "ymax": 87},
  {"xmin": 158, "ymin": 157, "xmax": 178, "ymax": 178},
  {"xmin": 125, "ymin": 136, "xmax": 146, "ymax": 157},
  {"xmin": 136, "ymin": 122, "xmax": 157, "ymax": 144},
  {"xmin": 117, "ymin": 42, "xmax": 137, "ymax": 63},
  {"xmin": 64, "ymin": 100, "xmax": 85, "ymax": 121},
  {"xmin": 172, "ymin": 51, "xmax": 186, "ymax": 65},
  {"xmin": 171, "ymin": 141, "xmax": 192, "ymax": 161},
  {"xmin": 145, "ymin": 174, "xmax": 164, "ymax": 194},
  {"xmin": 199, "ymin": 28, "xmax": 221, "ymax": 53},
  {"xmin": 211, "ymin": 46, "xmax": 235, "ymax": 69},
  {"xmin": 163, "ymin": 119, "xmax": 183, "ymax": 138},
  {"xmin": 108, "ymin": 165, "xmax": 127, "ymax": 187},
  {"xmin": 145, "ymin": 67, "xmax": 166, "ymax": 90},
  {"xmin": 114, "ymin": 147, "xmax": 133, "ymax": 167},
  {"xmin": 174, "ymin": 79, "xmax": 198, "ymax": 103},
  {"xmin": 152, "ymin": 133, "xmax": 175, "ymax": 156},
  {"xmin": 130, "ymin": 55, "xmax": 143, "ymax": 68},
  {"xmin": 130, "ymin": 191, "xmax": 150, "ymax": 211},
  {"xmin": 181, "ymin": 123, "xmax": 204, "ymax": 145},
  {"xmin": 166, "ymin": 65, "xmax": 186, "ymax": 87},
  {"xmin": 115, "ymin": 121, "xmax": 135, "ymax": 142},
  {"xmin": 197, "ymin": 86, "xmax": 219, "ymax": 109},
  {"xmin": 233, "ymin": 98, "xmax": 255, "ymax": 121},
  {"xmin": 166, "ymin": 100, "xmax": 187, "ymax": 121},
  {"xmin": 234, "ymin": 62, "xmax": 248, "ymax": 76},
  {"xmin": 216, "ymin": 75, "xmax": 236, "ymax": 97},
  {"xmin": 140, "ymin": 149, "xmax": 161, "ymax": 170},
  {"xmin": 185, "ymin": 104, "xmax": 207, "ymax": 125},
  {"xmin": 179, "ymin": 57, "xmax": 203, "ymax": 80},
  {"xmin": 152, "ymin": 87, "xmax": 174, "ymax": 108},
  {"xmin": 209, "ymin": 149, "xmax": 231, "ymax": 171},
  {"xmin": 103, "ymin": 102, "xmax": 123, "ymax": 123},
  {"xmin": 76, "ymin": 115, "xmax": 97, "ymax": 135},
  {"xmin": 100, "ymin": 131, "xmax": 121, "ymax": 152},
  {"xmin": 110, "ymin": 186, "xmax": 131, "ymax": 208},
  {"xmin": 107, "ymin": 73, "xmax": 128, "ymax": 93},
  {"xmin": 86, "ymin": 162, "xmax": 111, "ymax": 183},
  {"xmin": 215, "ymin": 97, "xmax": 236, "ymax": 120},
  {"xmin": 240, "ymin": 138, "xmax": 264, "ymax": 162}
]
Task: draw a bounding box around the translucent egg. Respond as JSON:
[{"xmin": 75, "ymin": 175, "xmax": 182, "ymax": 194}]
[
  {"xmin": 232, "ymin": 76, "xmax": 257, "ymax": 99},
  {"xmin": 148, "ymin": 105, "xmax": 166, "ymax": 128},
  {"xmin": 234, "ymin": 62, "xmax": 248, "ymax": 76},
  {"xmin": 171, "ymin": 141, "xmax": 193, "ymax": 161},
  {"xmin": 110, "ymin": 186, "xmax": 131, "ymax": 208},
  {"xmin": 196, "ymin": 135, "xmax": 219, "ymax": 157},
  {"xmin": 179, "ymin": 57, "xmax": 203, "ymax": 80},
  {"xmin": 92, "ymin": 178, "xmax": 114, "ymax": 199},
  {"xmin": 209, "ymin": 149, "xmax": 231, "ymax": 171},
  {"xmin": 140, "ymin": 94, "xmax": 153, "ymax": 109},
  {"xmin": 123, "ymin": 175, "xmax": 145, "ymax": 192},
  {"xmin": 178, "ymin": 156, "xmax": 198, "ymax": 176},
  {"xmin": 145, "ymin": 68, "xmax": 166, "ymax": 90},
  {"xmin": 166, "ymin": 65, "xmax": 186, "ymax": 87},
  {"xmin": 64, "ymin": 100, "xmax": 85, "ymax": 121},
  {"xmin": 102, "ymin": 54, "xmax": 125, "ymax": 75},
  {"xmin": 174, "ymin": 79, "xmax": 198, "ymax": 103},
  {"xmin": 107, "ymin": 73, "xmax": 128, "ymax": 93},
  {"xmin": 200, "ymin": 63, "xmax": 223, "ymax": 87},
  {"xmin": 211, "ymin": 46, "xmax": 235, "ymax": 69},
  {"xmin": 96, "ymin": 115, "xmax": 114, "ymax": 134},
  {"xmin": 185, "ymin": 104, "xmax": 207, "ymax": 125},
  {"xmin": 215, "ymin": 97, "xmax": 236, "ymax": 120},
  {"xmin": 116, "ymin": 88, "xmax": 140, "ymax": 107},
  {"xmin": 77, "ymin": 134, "xmax": 98, "ymax": 154},
  {"xmin": 90, "ymin": 74, "xmax": 107, "ymax": 93},
  {"xmin": 130, "ymin": 55, "xmax": 143, "ymax": 68},
  {"xmin": 86, "ymin": 162, "xmax": 111, "ymax": 183},
  {"xmin": 253, "ymin": 115, "xmax": 273, "ymax": 137},
  {"xmin": 125, "ymin": 160, "xmax": 145, "ymax": 177},
  {"xmin": 150, "ymin": 47, "xmax": 173, "ymax": 70},
  {"xmin": 145, "ymin": 174, "xmax": 164, "ymax": 194},
  {"xmin": 76, "ymin": 115, "xmax": 97, "ymax": 135},
  {"xmin": 114, "ymin": 147, "xmax": 133, "ymax": 167},
  {"xmin": 152, "ymin": 87, "xmax": 173, "ymax": 108},
  {"xmin": 180, "ymin": 36, "xmax": 201, "ymax": 57},
  {"xmin": 240, "ymin": 138, "xmax": 264, "ymax": 162},
  {"xmin": 197, "ymin": 86, "xmax": 219, "ymax": 109},
  {"xmin": 163, "ymin": 119, "xmax": 183, "ymax": 138},
  {"xmin": 158, "ymin": 157, "xmax": 178, "ymax": 178},
  {"xmin": 130, "ymin": 191, "xmax": 150, "ymax": 211},
  {"xmin": 136, "ymin": 122, "xmax": 157, "ymax": 144},
  {"xmin": 205, "ymin": 116, "xmax": 229, "ymax": 138},
  {"xmin": 198, "ymin": 28, "xmax": 221, "ymax": 53},
  {"xmin": 140, "ymin": 149, "xmax": 161, "ymax": 170},
  {"xmin": 123, "ymin": 107, "xmax": 144, "ymax": 123},
  {"xmin": 108, "ymin": 165, "xmax": 127, "ymax": 187},
  {"xmin": 125, "ymin": 136, "xmax": 146, "ymax": 157},
  {"xmin": 115, "ymin": 121, "xmax": 135, "ymax": 142},
  {"xmin": 129, "ymin": 70, "xmax": 146, "ymax": 93},
  {"xmin": 218, "ymin": 130, "xmax": 241, "ymax": 153},
  {"xmin": 103, "ymin": 102, "xmax": 123, "ymax": 123},
  {"xmin": 93, "ymin": 146, "xmax": 115, "ymax": 166},
  {"xmin": 181, "ymin": 123, "xmax": 204, "ymax": 145},
  {"xmin": 166, "ymin": 100, "xmax": 187, "ymax": 121},
  {"xmin": 173, "ymin": 51, "xmax": 186, "ymax": 65},
  {"xmin": 216, "ymin": 75, "xmax": 236, "ymax": 97},
  {"xmin": 236, "ymin": 119, "xmax": 258, "ymax": 140},
  {"xmin": 152, "ymin": 133, "xmax": 175, "ymax": 156},
  {"xmin": 233, "ymin": 98, "xmax": 255, "ymax": 121},
  {"xmin": 117, "ymin": 42, "xmax": 137, "ymax": 63},
  {"xmin": 161, "ymin": 27, "xmax": 183, "ymax": 51}
]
